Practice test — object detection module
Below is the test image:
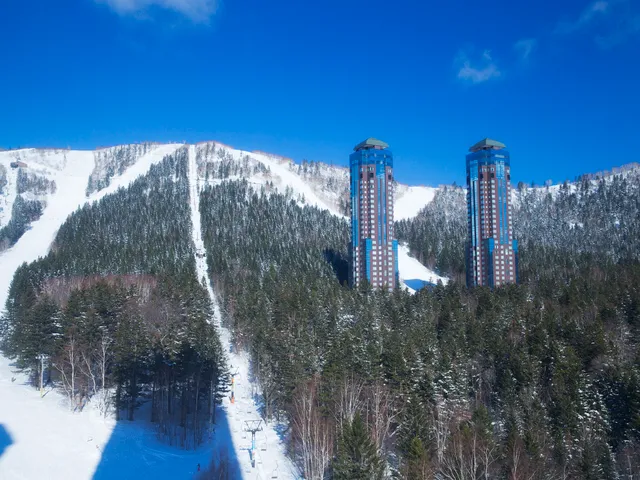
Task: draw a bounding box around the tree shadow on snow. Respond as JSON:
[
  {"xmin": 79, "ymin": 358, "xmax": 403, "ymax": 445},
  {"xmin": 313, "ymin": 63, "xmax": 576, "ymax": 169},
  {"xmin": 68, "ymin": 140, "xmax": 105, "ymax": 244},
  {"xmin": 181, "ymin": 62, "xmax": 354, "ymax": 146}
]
[
  {"xmin": 92, "ymin": 405, "xmax": 242, "ymax": 480},
  {"xmin": 0, "ymin": 424, "xmax": 13, "ymax": 459},
  {"xmin": 323, "ymin": 248, "xmax": 349, "ymax": 285},
  {"xmin": 403, "ymin": 279, "xmax": 436, "ymax": 291}
]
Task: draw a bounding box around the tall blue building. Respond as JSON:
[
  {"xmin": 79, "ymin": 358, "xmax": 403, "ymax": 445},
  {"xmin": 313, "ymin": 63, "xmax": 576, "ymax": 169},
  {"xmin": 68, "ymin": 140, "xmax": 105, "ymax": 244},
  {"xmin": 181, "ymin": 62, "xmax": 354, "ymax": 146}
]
[
  {"xmin": 349, "ymin": 138, "xmax": 399, "ymax": 289},
  {"xmin": 466, "ymin": 138, "xmax": 518, "ymax": 288}
]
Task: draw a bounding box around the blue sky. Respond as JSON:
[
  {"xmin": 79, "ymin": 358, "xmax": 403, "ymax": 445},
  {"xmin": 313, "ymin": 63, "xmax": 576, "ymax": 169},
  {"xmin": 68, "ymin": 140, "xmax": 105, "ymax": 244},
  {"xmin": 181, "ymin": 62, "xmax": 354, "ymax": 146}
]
[{"xmin": 1, "ymin": 0, "xmax": 639, "ymax": 186}]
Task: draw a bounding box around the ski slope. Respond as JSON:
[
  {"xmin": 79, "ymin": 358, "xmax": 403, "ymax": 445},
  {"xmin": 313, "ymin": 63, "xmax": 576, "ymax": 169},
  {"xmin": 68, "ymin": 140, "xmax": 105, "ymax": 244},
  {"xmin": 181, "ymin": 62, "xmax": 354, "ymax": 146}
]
[
  {"xmin": 0, "ymin": 144, "xmax": 185, "ymax": 480},
  {"xmin": 0, "ymin": 145, "xmax": 182, "ymax": 310},
  {"xmin": 213, "ymin": 144, "xmax": 344, "ymax": 217},
  {"xmin": 398, "ymin": 244, "xmax": 448, "ymax": 292},
  {"xmin": 187, "ymin": 145, "xmax": 299, "ymax": 479},
  {"xmin": 0, "ymin": 150, "xmax": 95, "ymax": 308},
  {"xmin": 394, "ymin": 185, "xmax": 437, "ymax": 221}
]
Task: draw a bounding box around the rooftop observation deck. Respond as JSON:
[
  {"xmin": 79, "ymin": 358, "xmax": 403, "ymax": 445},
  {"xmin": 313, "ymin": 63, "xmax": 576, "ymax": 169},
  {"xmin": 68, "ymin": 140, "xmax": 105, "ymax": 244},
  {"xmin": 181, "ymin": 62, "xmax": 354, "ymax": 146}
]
[
  {"xmin": 469, "ymin": 138, "xmax": 506, "ymax": 152},
  {"xmin": 354, "ymin": 138, "xmax": 389, "ymax": 151}
]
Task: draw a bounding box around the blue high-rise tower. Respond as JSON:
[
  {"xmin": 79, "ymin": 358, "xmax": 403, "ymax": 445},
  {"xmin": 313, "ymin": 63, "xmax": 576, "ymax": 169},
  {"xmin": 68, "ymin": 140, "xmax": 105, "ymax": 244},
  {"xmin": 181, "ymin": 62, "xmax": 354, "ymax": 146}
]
[
  {"xmin": 349, "ymin": 138, "xmax": 398, "ymax": 289},
  {"xmin": 466, "ymin": 138, "xmax": 518, "ymax": 288}
]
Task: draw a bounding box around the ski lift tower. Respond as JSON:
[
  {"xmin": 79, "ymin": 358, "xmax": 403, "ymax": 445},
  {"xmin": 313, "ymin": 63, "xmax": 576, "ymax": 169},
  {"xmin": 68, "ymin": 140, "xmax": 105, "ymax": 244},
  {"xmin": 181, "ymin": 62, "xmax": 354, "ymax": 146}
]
[
  {"xmin": 243, "ymin": 420, "xmax": 263, "ymax": 468},
  {"xmin": 37, "ymin": 354, "xmax": 47, "ymax": 397}
]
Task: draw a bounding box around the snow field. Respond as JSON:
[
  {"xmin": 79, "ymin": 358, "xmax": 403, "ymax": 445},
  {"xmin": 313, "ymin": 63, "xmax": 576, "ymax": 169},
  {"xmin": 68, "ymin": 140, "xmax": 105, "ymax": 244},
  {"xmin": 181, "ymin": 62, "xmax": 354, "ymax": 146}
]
[
  {"xmin": 0, "ymin": 356, "xmax": 113, "ymax": 480},
  {"xmin": 229, "ymin": 145, "xmax": 345, "ymax": 218},
  {"xmin": 0, "ymin": 150, "xmax": 96, "ymax": 310}
]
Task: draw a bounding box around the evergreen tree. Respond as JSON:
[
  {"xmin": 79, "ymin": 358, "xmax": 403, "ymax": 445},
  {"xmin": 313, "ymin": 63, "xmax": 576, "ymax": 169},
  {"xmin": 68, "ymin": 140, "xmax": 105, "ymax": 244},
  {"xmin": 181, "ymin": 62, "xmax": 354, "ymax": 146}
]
[{"xmin": 332, "ymin": 413, "xmax": 384, "ymax": 480}]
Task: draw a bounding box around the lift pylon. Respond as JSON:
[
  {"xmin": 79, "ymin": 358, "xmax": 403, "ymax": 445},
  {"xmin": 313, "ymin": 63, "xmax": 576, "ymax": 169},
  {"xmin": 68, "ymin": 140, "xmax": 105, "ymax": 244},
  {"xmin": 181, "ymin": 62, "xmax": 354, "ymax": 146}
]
[{"xmin": 243, "ymin": 420, "xmax": 263, "ymax": 468}]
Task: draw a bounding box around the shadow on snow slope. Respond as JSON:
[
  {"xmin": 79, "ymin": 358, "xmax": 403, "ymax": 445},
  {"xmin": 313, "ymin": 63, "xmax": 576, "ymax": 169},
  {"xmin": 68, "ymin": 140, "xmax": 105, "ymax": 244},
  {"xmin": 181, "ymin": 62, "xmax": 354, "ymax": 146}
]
[
  {"xmin": 0, "ymin": 424, "xmax": 12, "ymax": 460},
  {"xmin": 92, "ymin": 405, "xmax": 241, "ymax": 480},
  {"xmin": 403, "ymin": 278, "xmax": 436, "ymax": 291}
]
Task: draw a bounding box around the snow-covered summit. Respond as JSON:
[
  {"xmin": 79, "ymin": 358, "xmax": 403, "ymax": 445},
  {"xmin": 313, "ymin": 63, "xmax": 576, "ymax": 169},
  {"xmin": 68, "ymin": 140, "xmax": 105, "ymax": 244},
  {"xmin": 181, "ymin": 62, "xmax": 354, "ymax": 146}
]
[
  {"xmin": 194, "ymin": 141, "xmax": 438, "ymax": 219},
  {"xmin": 1, "ymin": 141, "xmax": 446, "ymax": 310}
]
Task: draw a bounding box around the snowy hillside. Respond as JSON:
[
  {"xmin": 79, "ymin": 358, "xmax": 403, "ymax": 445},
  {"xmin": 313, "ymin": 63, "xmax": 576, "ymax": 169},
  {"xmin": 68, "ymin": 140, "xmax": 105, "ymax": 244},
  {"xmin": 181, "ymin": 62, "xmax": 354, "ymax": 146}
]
[
  {"xmin": 1, "ymin": 142, "xmax": 441, "ymax": 253},
  {"xmin": 192, "ymin": 142, "xmax": 445, "ymax": 288},
  {"xmin": 394, "ymin": 184, "xmax": 438, "ymax": 221},
  {"xmin": 0, "ymin": 145, "xmax": 187, "ymax": 480},
  {"xmin": 188, "ymin": 145, "xmax": 298, "ymax": 479},
  {"xmin": 194, "ymin": 141, "xmax": 439, "ymax": 220},
  {"xmin": 0, "ymin": 149, "xmax": 67, "ymax": 232},
  {"xmin": 0, "ymin": 145, "xmax": 181, "ymax": 312},
  {"xmin": 0, "ymin": 141, "xmax": 444, "ymax": 480}
]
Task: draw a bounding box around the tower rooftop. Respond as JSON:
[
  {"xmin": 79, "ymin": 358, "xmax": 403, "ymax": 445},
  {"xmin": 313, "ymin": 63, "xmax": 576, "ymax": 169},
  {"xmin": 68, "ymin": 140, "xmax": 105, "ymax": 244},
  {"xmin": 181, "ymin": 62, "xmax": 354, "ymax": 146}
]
[
  {"xmin": 469, "ymin": 138, "xmax": 506, "ymax": 152},
  {"xmin": 354, "ymin": 138, "xmax": 389, "ymax": 151}
]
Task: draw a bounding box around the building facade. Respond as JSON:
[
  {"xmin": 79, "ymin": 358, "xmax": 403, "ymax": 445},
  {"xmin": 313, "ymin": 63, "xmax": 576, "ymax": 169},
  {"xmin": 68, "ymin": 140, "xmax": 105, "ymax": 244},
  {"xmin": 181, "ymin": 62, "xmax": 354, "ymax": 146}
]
[
  {"xmin": 349, "ymin": 138, "xmax": 399, "ymax": 289},
  {"xmin": 466, "ymin": 138, "xmax": 518, "ymax": 288}
]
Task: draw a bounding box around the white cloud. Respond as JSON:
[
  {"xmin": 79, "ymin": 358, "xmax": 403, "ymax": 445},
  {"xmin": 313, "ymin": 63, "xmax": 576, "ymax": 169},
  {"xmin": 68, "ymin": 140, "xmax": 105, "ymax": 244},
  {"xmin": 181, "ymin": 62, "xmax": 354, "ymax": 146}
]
[
  {"xmin": 514, "ymin": 38, "xmax": 537, "ymax": 60},
  {"xmin": 456, "ymin": 50, "xmax": 501, "ymax": 84},
  {"xmin": 555, "ymin": 1, "xmax": 610, "ymax": 34},
  {"xmin": 554, "ymin": 0, "xmax": 640, "ymax": 48},
  {"xmin": 95, "ymin": 0, "xmax": 217, "ymax": 22}
]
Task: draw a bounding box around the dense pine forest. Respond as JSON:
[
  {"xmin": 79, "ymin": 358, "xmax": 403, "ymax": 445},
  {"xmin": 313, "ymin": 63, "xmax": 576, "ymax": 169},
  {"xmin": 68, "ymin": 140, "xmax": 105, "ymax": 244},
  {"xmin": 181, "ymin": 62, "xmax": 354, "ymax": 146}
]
[
  {"xmin": 1, "ymin": 148, "xmax": 639, "ymax": 477},
  {"xmin": 1, "ymin": 148, "xmax": 227, "ymax": 449},
  {"xmin": 200, "ymin": 177, "xmax": 640, "ymax": 478}
]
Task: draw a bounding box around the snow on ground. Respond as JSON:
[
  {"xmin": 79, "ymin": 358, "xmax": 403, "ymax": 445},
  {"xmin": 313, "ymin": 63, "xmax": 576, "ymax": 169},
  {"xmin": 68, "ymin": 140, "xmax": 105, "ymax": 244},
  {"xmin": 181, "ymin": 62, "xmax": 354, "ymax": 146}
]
[
  {"xmin": 394, "ymin": 185, "xmax": 437, "ymax": 221},
  {"xmin": 398, "ymin": 244, "xmax": 448, "ymax": 292},
  {"xmin": 0, "ymin": 149, "xmax": 74, "ymax": 229},
  {"xmin": 218, "ymin": 332, "xmax": 299, "ymax": 479},
  {"xmin": 187, "ymin": 145, "xmax": 299, "ymax": 480},
  {"xmin": 249, "ymin": 150, "xmax": 344, "ymax": 217},
  {"xmin": 0, "ymin": 355, "xmax": 233, "ymax": 480},
  {"xmin": 0, "ymin": 145, "xmax": 182, "ymax": 311},
  {"xmin": 199, "ymin": 142, "xmax": 440, "ymax": 222},
  {"xmin": 89, "ymin": 144, "xmax": 183, "ymax": 204},
  {"xmin": 0, "ymin": 144, "xmax": 185, "ymax": 480},
  {"xmin": 0, "ymin": 356, "xmax": 113, "ymax": 480}
]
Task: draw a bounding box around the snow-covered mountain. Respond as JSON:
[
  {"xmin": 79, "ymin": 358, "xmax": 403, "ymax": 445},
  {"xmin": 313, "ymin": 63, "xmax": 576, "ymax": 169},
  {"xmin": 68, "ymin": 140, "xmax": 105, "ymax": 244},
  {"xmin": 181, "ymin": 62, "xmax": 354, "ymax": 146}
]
[
  {"xmin": 0, "ymin": 142, "xmax": 441, "ymax": 480},
  {"xmin": 0, "ymin": 144, "xmax": 183, "ymax": 312},
  {"xmin": 192, "ymin": 141, "xmax": 438, "ymax": 220},
  {"xmin": 0, "ymin": 142, "xmax": 443, "ymax": 299},
  {"xmin": 1, "ymin": 142, "xmax": 638, "ymax": 480}
]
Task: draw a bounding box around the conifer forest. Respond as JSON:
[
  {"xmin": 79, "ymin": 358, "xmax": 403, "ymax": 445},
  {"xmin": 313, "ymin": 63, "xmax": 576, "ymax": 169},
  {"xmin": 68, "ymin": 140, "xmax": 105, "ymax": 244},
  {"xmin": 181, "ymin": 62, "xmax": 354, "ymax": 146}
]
[{"xmin": 1, "ymin": 149, "xmax": 639, "ymax": 478}]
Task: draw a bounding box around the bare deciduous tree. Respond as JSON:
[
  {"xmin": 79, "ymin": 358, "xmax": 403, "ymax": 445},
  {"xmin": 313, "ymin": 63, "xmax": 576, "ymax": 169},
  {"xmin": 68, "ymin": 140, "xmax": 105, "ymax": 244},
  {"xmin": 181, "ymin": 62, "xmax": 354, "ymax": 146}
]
[
  {"xmin": 54, "ymin": 333, "xmax": 80, "ymax": 410},
  {"xmin": 364, "ymin": 381, "xmax": 400, "ymax": 456},
  {"xmin": 291, "ymin": 377, "xmax": 333, "ymax": 480},
  {"xmin": 335, "ymin": 374, "xmax": 364, "ymax": 432},
  {"xmin": 439, "ymin": 420, "xmax": 497, "ymax": 480}
]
